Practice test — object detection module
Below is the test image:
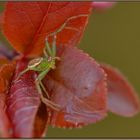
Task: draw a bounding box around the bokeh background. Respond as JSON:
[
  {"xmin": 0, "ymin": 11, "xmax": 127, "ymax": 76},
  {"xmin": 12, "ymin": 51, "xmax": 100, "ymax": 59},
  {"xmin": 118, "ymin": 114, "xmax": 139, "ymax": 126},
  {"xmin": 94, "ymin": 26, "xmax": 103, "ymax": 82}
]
[{"xmin": 1, "ymin": 2, "xmax": 140, "ymax": 138}]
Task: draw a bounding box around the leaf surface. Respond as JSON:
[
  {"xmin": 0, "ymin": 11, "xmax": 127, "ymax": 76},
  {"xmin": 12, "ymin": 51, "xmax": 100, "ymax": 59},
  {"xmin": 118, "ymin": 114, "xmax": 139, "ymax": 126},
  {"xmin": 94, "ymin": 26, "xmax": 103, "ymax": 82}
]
[
  {"xmin": 102, "ymin": 64, "xmax": 140, "ymax": 117},
  {"xmin": 3, "ymin": 2, "xmax": 92, "ymax": 57},
  {"xmin": 0, "ymin": 56, "xmax": 9, "ymax": 65},
  {"xmin": 7, "ymin": 59, "xmax": 49, "ymax": 138},
  {"xmin": 0, "ymin": 94, "xmax": 12, "ymax": 138},
  {"xmin": 44, "ymin": 46, "xmax": 107, "ymax": 128},
  {"xmin": 0, "ymin": 61, "xmax": 15, "ymax": 137}
]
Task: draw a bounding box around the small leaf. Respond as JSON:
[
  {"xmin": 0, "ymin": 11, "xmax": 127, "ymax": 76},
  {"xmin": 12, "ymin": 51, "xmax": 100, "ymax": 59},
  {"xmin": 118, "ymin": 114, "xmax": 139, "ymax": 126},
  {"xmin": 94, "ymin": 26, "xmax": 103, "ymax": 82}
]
[
  {"xmin": 102, "ymin": 64, "xmax": 140, "ymax": 117},
  {"xmin": 7, "ymin": 59, "xmax": 49, "ymax": 138},
  {"xmin": 3, "ymin": 2, "xmax": 92, "ymax": 57},
  {"xmin": 44, "ymin": 46, "xmax": 107, "ymax": 128},
  {"xmin": 0, "ymin": 60, "xmax": 15, "ymax": 138},
  {"xmin": 93, "ymin": 2, "xmax": 116, "ymax": 10}
]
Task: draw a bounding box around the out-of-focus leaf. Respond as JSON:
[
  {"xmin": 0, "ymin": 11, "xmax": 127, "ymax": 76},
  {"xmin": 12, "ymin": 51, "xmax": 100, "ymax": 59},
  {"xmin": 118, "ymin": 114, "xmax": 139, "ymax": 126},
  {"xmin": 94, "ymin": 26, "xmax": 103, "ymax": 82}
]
[
  {"xmin": 0, "ymin": 42, "xmax": 16, "ymax": 60},
  {"xmin": 0, "ymin": 56, "xmax": 9, "ymax": 65},
  {"xmin": 102, "ymin": 64, "xmax": 140, "ymax": 117},
  {"xmin": 7, "ymin": 59, "xmax": 49, "ymax": 138},
  {"xmin": 44, "ymin": 46, "xmax": 107, "ymax": 128},
  {"xmin": 3, "ymin": 2, "xmax": 92, "ymax": 57},
  {"xmin": 92, "ymin": 2, "xmax": 116, "ymax": 10},
  {"xmin": 0, "ymin": 61, "xmax": 15, "ymax": 138}
]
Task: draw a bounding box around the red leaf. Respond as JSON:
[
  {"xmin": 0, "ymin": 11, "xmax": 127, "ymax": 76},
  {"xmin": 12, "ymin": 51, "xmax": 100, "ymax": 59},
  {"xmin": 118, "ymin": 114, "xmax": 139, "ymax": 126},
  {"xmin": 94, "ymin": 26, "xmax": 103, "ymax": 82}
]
[
  {"xmin": 0, "ymin": 62, "xmax": 15, "ymax": 93},
  {"xmin": 0, "ymin": 56, "xmax": 9, "ymax": 65},
  {"xmin": 44, "ymin": 46, "xmax": 107, "ymax": 128},
  {"xmin": 0, "ymin": 62, "xmax": 15, "ymax": 138},
  {"xmin": 102, "ymin": 64, "xmax": 140, "ymax": 117},
  {"xmin": 3, "ymin": 2, "xmax": 92, "ymax": 57},
  {"xmin": 7, "ymin": 59, "xmax": 50, "ymax": 138}
]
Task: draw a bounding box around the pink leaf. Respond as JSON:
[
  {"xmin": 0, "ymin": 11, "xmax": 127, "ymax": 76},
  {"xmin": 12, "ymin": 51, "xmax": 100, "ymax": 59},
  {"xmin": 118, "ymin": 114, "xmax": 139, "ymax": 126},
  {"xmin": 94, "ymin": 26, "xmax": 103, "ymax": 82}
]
[
  {"xmin": 44, "ymin": 46, "xmax": 107, "ymax": 128},
  {"xmin": 102, "ymin": 64, "xmax": 140, "ymax": 117},
  {"xmin": 7, "ymin": 59, "xmax": 49, "ymax": 138},
  {"xmin": 93, "ymin": 2, "xmax": 116, "ymax": 10}
]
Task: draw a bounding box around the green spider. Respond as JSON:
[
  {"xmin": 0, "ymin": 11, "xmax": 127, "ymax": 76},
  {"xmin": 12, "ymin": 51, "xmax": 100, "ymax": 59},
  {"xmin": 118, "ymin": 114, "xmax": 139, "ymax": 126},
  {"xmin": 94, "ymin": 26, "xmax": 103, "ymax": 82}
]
[{"xmin": 16, "ymin": 36, "xmax": 60, "ymax": 111}]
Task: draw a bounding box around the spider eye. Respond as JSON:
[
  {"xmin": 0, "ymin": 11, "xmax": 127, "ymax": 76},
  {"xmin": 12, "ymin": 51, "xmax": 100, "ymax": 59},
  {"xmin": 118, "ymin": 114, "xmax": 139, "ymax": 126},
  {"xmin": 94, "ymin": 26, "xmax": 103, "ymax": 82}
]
[{"xmin": 28, "ymin": 57, "xmax": 43, "ymax": 68}]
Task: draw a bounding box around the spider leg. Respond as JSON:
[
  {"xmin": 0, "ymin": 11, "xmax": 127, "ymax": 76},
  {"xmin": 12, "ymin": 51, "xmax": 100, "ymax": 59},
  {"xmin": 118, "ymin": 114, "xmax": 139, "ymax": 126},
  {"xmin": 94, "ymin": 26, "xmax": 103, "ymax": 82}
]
[
  {"xmin": 35, "ymin": 67, "xmax": 51, "ymax": 95},
  {"xmin": 35, "ymin": 69, "xmax": 61, "ymax": 111},
  {"xmin": 40, "ymin": 94, "xmax": 61, "ymax": 111},
  {"xmin": 48, "ymin": 22, "xmax": 66, "ymax": 38},
  {"xmin": 44, "ymin": 35, "xmax": 57, "ymax": 58},
  {"xmin": 43, "ymin": 47, "xmax": 49, "ymax": 58},
  {"xmin": 15, "ymin": 68, "xmax": 30, "ymax": 82},
  {"xmin": 47, "ymin": 14, "xmax": 88, "ymax": 38},
  {"xmin": 40, "ymin": 80, "xmax": 50, "ymax": 99},
  {"xmin": 45, "ymin": 38, "xmax": 53, "ymax": 57},
  {"xmin": 35, "ymin": 78, "xmax": 42, "ymax": 94},
  {"xmin": 52, "ymin": 35, "xmax": 57, "ymax": 57}
]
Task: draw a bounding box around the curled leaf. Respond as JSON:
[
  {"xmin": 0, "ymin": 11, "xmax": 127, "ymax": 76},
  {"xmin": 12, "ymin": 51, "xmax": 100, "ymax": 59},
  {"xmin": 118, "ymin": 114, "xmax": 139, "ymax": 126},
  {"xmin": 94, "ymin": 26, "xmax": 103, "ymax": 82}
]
[
  {"xmin": 3, "ymin": 2, "xmax": 92, "ymax": 57},
  {"xmin": 0, "ymin": 61, "xmax": 15, "ymax": 138},
  {"xmin": 44, "ymin": 46, "xmax": 107, "ymax": 128},
  {"xmin": 7, "ymin": 59, "xmax": 49, "ymax": 138},
  {"xmin": 0, "ymin": 94, "xmax": 12, "ymax": 138},
  {"xmin": 102, "ymin": 64, "xmax": 140, "ymax": 117}
]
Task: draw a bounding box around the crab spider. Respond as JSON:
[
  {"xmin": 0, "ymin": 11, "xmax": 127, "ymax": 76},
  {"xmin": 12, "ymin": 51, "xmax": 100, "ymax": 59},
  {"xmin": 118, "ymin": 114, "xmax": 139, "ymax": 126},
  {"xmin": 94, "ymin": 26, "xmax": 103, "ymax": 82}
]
[{"xmin": 16, "ymin": 36, "xmax": 60, "ymax": 111}]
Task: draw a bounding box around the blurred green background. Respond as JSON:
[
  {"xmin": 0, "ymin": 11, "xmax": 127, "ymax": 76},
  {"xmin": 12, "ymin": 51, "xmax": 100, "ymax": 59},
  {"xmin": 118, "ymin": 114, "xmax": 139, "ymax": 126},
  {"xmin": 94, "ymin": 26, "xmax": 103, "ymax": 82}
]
[{"xmin": 1, "ymin": 2, "xmax": 140, "ymax": 138}]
